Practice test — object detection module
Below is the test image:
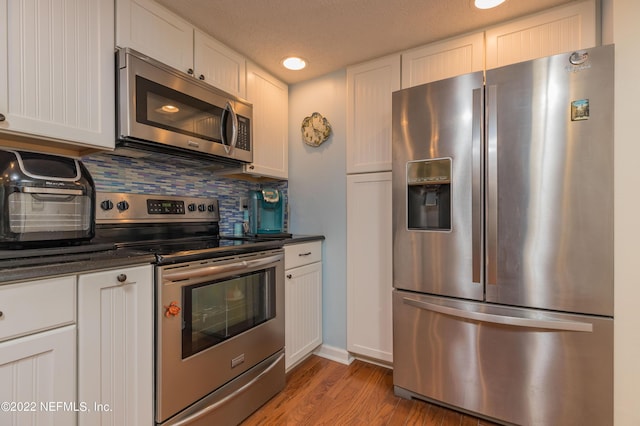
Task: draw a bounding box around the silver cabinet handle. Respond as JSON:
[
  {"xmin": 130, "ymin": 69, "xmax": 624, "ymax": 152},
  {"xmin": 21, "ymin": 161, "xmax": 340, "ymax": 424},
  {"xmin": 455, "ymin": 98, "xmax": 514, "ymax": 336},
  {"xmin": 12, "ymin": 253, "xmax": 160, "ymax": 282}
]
[
  {"xmin": 0, "ymin": 113, "xmax": 5, "ymax": 122},
  {"xmin": 199, "ymin": 74, "xmax": 205, "ymax": 80},
  {"xmin": 0, "ymin": 311, "xmax": 3, "ymax": 318},
  {"xmin": 402, "ymin": 297, "xmax": 593, "ymax": 332},
  {"xmin": 187, "ymin": 68, "xmax": 194, "ymax": 75},
  {"xmin": 286, "ymin": 274, "xmax": 292, "ymax": 279},
  {"xmin": 117, "ymin": 274, "xmax": 127, "ymax": 283},
  {"xmin": 298, "ymin": 252, "xmax": 312, "ymax": 257}
]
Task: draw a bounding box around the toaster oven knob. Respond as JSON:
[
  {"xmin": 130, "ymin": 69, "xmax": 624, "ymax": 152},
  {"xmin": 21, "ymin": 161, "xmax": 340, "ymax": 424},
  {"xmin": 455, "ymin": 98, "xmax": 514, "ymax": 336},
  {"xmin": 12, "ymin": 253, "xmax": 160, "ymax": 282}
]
[
  {"xmin": 117, "ymin": 200, "xmax": 130, "ymax": 211},
  {"xmin": 100, "ymin": 200, "xmax": 114, "ymax": 211},
  {"xmin": 198, "ymin": 203, "xmax": 206, "ymax": 212},
  {"xmin": 207, "ymin": 204, "xmax": 215, "ymax": 212},
  {"xmin": 188, "ymin": 203, "xmax": 196, "ymax": 212}
]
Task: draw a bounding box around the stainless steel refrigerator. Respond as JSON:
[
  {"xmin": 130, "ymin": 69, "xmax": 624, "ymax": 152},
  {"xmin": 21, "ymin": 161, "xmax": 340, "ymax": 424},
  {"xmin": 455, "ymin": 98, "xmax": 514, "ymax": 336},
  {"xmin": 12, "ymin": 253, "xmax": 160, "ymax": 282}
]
[{"xmin": 391, "ymin": 45, "xmax": 613, "ymax": 425}]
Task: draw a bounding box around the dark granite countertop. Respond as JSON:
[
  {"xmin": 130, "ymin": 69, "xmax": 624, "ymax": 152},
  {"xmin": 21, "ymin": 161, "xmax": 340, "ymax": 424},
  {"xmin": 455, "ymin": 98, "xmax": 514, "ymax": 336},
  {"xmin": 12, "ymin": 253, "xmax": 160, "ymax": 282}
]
[
  {"xmin": 0, "ymin": 249, "xmax": 156, "ymax": 285},
  {"xmin": 0, "ymin": 235, "xmax": 325, "ymax": 285}
]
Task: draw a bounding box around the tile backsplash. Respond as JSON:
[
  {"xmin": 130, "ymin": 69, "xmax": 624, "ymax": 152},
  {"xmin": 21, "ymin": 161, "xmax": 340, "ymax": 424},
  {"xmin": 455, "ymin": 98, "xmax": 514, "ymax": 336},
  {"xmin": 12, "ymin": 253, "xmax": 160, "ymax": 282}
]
[{"xmin": 82, "ymin": 152, "xmax": 287, "ymax": 235}]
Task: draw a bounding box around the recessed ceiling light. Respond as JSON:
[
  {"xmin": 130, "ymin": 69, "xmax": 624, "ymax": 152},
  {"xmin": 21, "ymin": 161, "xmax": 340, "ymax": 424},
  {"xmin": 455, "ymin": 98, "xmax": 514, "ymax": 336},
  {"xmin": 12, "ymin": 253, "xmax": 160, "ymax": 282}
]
[
  {"xmin": 475, "ymin": 0, "xmax": 506, "ymax": 9},
  {"xmin": 161, "ymin": 105, "xmax": 180, "ymax": 113},
  {"xmin": 282, "ymin": 57, "xmax": 307, "ymax": 71}
]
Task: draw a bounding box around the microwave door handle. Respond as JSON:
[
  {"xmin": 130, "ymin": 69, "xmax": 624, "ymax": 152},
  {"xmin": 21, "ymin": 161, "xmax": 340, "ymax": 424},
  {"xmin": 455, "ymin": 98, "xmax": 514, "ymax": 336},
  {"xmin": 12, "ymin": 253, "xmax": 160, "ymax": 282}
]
[{"xmin": 221, "ymin": 102, "xmax": 239, "ymax": 154}]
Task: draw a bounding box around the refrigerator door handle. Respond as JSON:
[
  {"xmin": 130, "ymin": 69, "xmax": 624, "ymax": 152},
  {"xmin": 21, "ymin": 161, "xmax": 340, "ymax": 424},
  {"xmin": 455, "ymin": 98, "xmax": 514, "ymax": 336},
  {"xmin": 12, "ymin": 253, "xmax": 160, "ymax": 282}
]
[
  {"xmin": 402, "ymin": 297, "xmax": 593, "ymax": 332},
  {"xmin": 472, "ymin": 87, "xmax": 483, "ymax": 285},
  {"xmin": 486, "ymin": 84, "xmax": 498, "ymax": 287}
]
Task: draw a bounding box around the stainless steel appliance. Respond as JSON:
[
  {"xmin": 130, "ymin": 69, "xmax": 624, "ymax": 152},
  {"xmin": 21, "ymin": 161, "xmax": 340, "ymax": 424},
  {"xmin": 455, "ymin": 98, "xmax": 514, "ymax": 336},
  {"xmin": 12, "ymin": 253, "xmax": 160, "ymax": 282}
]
[
  {"xmin": 94, "ymin": 193, "xmax": 285, "ymax": 426},
  {"xmin": 392, "ymin": 45, "xmax": 614, "ymax": 425},
  {"xmin": 117, "ymin": 48, "xmax": 253, "ymax": 166},
  {"xmin": 0, "ymin": 149, "xmax": 95, "ymax": 245}
]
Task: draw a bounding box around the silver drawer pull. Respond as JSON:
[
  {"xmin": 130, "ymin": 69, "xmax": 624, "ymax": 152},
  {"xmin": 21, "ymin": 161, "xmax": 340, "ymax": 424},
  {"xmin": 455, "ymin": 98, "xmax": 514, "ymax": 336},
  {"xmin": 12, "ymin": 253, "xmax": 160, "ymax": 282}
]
[
  {"xmin": 298, "ymin": 252, "xmax": 312, "ymax": 257},
  {"xmin": 0, "ymin": 311, "xmax": 3, "ymax": 318},
  {"xmin": 117, "ymin": 274, "xmax": 127, "ymax": 283}
]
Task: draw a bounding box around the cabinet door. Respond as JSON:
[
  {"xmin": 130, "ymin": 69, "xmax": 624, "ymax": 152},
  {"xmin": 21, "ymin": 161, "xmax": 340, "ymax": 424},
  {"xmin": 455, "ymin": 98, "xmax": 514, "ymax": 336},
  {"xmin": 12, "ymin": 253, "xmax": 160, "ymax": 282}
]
[
  {"xmin": 116, "ymin": 0, "xmax": 193, "ymax": 73},
  {"xmin": 0, "ymin": 325, "xmax": 76, "ymax": 426},
  {"xmin": 346, "ymin": 55, "xmax": 400, "ymax": 174},
  {"xmin": 245, "ymin": 63, "xmax": 288, "ymax": 179},
  {"xmin": 401, "ymin": 32, "xmax": 484, "ymax": 89},
  {"xmin": 347, "ymin": 172, "xmax": 393, "ymax": 363},
  {"xmin": 0, "ymin": 0, "xmax": 114, "ymax": 149},
  {"xmin": 194, "ymin": 29, "xmax": 246, "ymax": 98},
  {"xmin": 485, "ymin": 0, "xmax": 596, "ymax": 69},
  {"xmin": 285, "ymin": 261, "xmax": 322, "ymax": 370},
  {"xmin": 77, "ymin": 265, "xmax": 153, "ymax": 426}
]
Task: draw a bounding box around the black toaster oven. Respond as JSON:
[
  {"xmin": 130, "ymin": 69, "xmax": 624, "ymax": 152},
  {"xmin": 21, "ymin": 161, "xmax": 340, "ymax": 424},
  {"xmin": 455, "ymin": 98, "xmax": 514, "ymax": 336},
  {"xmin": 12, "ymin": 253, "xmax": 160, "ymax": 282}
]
[{"xmin": 0, "ymin": 149, "xmax": 95, "ymax": 245}]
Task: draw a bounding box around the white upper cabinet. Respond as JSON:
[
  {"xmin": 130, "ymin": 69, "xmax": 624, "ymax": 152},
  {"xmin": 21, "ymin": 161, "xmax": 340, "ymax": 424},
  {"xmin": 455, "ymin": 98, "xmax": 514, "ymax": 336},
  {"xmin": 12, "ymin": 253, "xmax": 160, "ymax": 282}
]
[
  {"xmin": 0, "ymin": 0, "xmax": 115, "ymax": 150},
  {"xmin": 346, "ymin": 54, "xmax": 401, "ymax": 174},
  {"xmin": 194, "ymin": 30, "xmax": 246, "ymax": 98},
  {"xmin": 485, "ymin": 0, "xmax": 596, "ymax": 69},
  {"xmin": 117, "ymin": 0, "xmax": 246, "ymax": 97},
  {"xmin": 244, "ymin": 62, "xmax": 288, "ymax": 179},
  {"xmin": 402, "ymin": 32, "xmax": 485, "ymax": 89},
  {"xmin": 116, "ymin": 0, "xmax": 193, "ymax": 74}
]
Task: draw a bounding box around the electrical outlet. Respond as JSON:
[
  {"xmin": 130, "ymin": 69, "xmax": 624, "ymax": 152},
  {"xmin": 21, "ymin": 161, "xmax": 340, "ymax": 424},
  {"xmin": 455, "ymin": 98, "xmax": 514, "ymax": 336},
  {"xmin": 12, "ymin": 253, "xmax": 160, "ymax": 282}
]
[{"xmin": 238, "ymin": 197, "xmax": 248, "ymax": 211}]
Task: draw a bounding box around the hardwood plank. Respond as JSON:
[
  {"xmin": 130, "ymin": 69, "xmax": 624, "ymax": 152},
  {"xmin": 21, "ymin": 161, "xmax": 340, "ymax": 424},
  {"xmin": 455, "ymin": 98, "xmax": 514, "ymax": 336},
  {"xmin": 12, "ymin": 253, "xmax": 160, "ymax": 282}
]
[{"xmin": 242, "ymin": 355, "xmax": 500, "ymax": 426}]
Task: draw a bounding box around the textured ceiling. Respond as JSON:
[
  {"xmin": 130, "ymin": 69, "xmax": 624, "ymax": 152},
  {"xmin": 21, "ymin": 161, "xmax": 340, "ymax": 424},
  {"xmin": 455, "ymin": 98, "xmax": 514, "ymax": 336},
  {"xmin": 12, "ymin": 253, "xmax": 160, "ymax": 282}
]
[{"xmin": 154, "ymin": 0, "xmax": 579, "ymax": 84}]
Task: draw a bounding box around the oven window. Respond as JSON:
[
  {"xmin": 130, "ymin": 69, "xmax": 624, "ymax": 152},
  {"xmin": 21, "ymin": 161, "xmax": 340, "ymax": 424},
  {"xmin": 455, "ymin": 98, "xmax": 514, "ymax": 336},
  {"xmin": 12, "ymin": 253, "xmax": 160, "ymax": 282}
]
[
  {"xmin": 182, "ymin": 268, "xmax": 276, "ymax": 359},
  {"xmin": 136, "ymin": 76, "xmax": 231, "ymax": 144}
]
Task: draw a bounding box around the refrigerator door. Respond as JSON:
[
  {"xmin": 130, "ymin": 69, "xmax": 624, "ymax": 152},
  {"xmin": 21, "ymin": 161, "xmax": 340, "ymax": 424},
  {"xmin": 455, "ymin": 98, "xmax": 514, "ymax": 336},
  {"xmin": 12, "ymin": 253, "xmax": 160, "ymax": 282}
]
[
  {"xmin": 392, "ymin": 72, "xmax": 484, "ymax": 300},
  {"xmin": 485, "ymin": 45, "xmax": 614, "ymax": 316},
  {"xmin": 393, "ymin": 290, "xmax": 613, "ymax": 426}
]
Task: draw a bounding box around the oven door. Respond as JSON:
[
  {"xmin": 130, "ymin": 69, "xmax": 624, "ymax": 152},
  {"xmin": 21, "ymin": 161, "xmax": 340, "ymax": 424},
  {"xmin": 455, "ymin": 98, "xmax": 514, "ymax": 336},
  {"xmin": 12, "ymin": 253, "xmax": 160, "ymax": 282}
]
[
  {"xmin": 156, "ymin": 249, "xmax": 284, "ymax": 424},
  {"xmin": 118, "ymin": 48, "xmax": 252, "ymax": 163}
]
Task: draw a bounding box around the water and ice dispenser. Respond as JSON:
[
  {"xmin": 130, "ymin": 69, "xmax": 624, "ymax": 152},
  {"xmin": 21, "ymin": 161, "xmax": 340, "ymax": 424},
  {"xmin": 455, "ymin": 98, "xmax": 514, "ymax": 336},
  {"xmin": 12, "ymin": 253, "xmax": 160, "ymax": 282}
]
[{"xmin": 407, "ymin": 159, "xmax": 451, "ymax": 231}]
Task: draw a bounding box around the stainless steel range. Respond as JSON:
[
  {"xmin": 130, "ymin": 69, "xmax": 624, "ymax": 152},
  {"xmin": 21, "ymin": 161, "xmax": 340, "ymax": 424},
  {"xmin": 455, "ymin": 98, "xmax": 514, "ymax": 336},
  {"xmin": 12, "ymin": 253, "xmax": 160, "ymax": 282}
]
[{"xmin": 94, "ymin": 192, "xmax": 285, "ymax": 426}]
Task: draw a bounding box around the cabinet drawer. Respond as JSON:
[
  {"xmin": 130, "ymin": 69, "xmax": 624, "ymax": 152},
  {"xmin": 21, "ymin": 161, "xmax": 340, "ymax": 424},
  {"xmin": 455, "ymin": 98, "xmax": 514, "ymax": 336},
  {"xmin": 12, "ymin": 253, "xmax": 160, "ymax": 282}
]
[
  {"xmin": 285, "ymin": 241, "xmax": 322, "ymax": 269},
  {"xmin": 0, "ymin": 276, "xmax": 75, "ymax": 343}
]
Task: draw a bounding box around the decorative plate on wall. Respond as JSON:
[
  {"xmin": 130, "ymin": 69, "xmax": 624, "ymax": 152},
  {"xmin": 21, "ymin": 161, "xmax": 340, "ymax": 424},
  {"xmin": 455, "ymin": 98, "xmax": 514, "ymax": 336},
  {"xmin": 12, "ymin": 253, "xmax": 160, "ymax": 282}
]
[{"xmin": 301, "ymin": 112, "xmax": 332, "ymax": 147}]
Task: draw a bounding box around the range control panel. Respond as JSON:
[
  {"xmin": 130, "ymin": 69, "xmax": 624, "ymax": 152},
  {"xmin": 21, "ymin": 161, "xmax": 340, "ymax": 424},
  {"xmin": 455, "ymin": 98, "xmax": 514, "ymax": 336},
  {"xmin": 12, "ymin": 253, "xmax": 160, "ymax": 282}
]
[{"xmin": 96, "ymin": 192, "xmax": 219, "ymax": 223}]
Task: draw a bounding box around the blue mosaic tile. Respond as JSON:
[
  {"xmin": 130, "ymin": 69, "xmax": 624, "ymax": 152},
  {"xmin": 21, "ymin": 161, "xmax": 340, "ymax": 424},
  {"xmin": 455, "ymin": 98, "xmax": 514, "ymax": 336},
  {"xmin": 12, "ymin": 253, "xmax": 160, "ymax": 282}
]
[{"xmin": 82, "ymin": 152, "xmax": 288, "ymax": 235}]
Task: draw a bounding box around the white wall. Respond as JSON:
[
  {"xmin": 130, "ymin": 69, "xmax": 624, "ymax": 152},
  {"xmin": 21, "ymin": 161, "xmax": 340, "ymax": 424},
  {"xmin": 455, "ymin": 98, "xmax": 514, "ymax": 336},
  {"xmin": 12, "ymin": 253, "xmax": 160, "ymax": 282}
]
[
  {"xmin": 288, "ymin": 70, "xmax": 347, "ymax": 350},
  {"xmin": 612, "ymin": 0, "xmax": 640, "ymax": 424}
]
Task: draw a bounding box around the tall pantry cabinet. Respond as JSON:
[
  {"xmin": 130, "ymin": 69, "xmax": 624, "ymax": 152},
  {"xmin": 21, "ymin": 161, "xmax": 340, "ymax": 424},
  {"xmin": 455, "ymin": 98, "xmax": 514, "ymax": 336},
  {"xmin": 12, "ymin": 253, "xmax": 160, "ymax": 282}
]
[
  {"xmin": 346, "ymin": 55, "xmax": 399, "ymax": 364},
  {"xmin": 346, "ymin": 0, "xmax": 597, "ymax": 364}
]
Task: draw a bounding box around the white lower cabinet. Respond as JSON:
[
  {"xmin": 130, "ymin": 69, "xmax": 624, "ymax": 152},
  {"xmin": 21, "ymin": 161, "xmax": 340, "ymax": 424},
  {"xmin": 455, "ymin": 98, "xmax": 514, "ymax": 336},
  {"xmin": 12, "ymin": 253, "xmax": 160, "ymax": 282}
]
[
  {"xmin": 77, "ymin": 265, "xmax": 153, "ymax": 426},
  {"xmin": 0, "ymin": 275, "xmax": 77, "ymax": 426},
  {"xmin": 284, "ymin": 241, "xmax": 322, "ymax": 370},
  {"xmin": 346, "ymin": 172, "xmax": 393, "ymax": 363},
  {"xmin": 0, "ymin": 325, "xmax": 77, "ymax": 426}
]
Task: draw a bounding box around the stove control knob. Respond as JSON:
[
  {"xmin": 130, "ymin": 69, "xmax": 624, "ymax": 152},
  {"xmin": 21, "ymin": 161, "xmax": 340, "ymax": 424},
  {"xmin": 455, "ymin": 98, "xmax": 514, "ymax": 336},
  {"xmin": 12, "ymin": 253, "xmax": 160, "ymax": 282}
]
[
  {"xmin": 117, "ymin": 200, "xmax": 130, "ymax": 211},
  {"xmin": 100, "ymin": 200, "xmax": 114, "ymax": 211},
  {"xmin": 207, "ymin": 204, "xmax": 215, "ymax": 212},
  {"xmin": 188, "ymin": 203, "xmax": 196, "ymax": 212},
  {"xmin": 198, "ymin": 203, "xmax": 206, "ymax": 212}
]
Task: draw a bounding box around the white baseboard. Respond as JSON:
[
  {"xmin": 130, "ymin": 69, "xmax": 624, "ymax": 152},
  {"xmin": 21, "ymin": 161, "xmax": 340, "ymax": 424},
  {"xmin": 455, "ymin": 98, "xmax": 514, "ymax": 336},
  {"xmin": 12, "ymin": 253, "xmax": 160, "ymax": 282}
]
[{"xmin": 313, "ymin": 344, "xmax": 355, "ymax": 365}]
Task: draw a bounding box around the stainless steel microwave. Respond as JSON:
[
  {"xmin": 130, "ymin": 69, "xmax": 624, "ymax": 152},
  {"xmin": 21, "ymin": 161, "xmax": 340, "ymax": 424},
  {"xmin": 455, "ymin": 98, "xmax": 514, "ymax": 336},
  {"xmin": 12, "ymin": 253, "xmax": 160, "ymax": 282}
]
[{"xmin": 116, "ymin": 48, "xmax": 252, "ymax": 165}]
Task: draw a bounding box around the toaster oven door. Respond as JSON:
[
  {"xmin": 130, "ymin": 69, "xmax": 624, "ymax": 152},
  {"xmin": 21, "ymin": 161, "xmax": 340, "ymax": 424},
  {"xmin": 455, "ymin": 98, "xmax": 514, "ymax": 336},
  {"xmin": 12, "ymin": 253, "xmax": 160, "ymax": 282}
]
[{"xmin": 6, "ymin": 190, "xmax": 93, "ymax": 242}]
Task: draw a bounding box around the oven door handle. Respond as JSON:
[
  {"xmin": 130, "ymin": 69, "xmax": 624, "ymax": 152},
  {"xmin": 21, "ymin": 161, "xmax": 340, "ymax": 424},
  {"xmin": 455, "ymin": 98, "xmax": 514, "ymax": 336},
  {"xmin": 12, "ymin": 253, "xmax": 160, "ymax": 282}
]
[{"xmin": 163, "ymin": 254, "xmax": 282, "ymax": 281}]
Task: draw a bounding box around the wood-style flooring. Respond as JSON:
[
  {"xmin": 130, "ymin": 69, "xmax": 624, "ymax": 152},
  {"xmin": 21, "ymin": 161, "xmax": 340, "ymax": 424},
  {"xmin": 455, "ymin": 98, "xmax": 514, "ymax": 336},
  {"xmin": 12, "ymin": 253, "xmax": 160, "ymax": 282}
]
[{"xmin": 242, "ymin": 355, "xmax": 500, "ymax": 426}]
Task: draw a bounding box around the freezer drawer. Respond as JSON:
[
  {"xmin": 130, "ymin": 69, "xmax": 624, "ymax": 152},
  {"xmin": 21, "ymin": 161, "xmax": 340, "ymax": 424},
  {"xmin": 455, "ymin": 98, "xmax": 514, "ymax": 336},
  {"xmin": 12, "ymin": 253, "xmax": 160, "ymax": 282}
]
[{"xmin": 392, "ymin": 290, "xmax": 612, "ymax": 426}]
